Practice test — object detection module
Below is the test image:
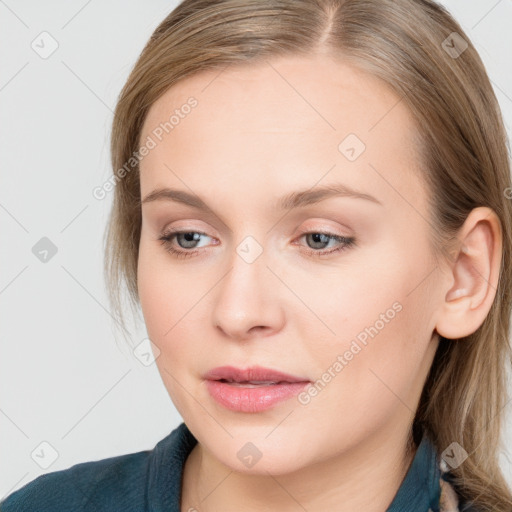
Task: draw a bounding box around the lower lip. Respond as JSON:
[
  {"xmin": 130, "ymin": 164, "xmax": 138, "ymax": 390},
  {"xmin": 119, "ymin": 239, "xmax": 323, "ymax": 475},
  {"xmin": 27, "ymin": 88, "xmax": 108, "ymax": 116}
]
[{"xmin": 205, "ymin": 380, "xmax": 310, "ymax": 412}]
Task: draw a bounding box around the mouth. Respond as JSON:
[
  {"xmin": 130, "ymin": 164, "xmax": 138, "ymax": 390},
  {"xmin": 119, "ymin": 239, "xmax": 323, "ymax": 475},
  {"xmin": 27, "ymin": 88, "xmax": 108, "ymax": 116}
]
[
  {"xmin": 216, "ymin": 379, "xmax": 290, "ymax": 388},
  {"xmin": 203, "ymin": 365, "xmax": 311, "ymax": 413},
  {"xmin": 216, "ymin": 379, "xmax": 287, "ymax": 387},
  {"xmin": 203, "ymin": 365, "xmax": 310, "ymax": 384}
]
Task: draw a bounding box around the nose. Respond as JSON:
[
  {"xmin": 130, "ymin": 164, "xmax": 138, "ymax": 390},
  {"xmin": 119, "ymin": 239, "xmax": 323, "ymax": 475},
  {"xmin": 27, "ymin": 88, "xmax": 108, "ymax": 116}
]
[{"xmin": 211, "ymin": 242, "xmax": 285, "ymax": 341}]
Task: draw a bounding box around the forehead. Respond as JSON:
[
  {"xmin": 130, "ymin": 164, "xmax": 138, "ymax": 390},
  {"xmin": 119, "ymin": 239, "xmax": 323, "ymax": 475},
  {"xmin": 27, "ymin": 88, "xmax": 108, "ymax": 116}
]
[{"xmin": 139, "ymin": 53, "xmax": 424, "ymax": 210}]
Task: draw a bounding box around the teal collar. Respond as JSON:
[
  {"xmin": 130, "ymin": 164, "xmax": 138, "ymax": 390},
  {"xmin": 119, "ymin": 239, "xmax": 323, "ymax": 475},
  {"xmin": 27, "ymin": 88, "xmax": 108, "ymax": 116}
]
[{"xmin": 386, "ymin": 433, "xmax": 442, "ymax": 511}]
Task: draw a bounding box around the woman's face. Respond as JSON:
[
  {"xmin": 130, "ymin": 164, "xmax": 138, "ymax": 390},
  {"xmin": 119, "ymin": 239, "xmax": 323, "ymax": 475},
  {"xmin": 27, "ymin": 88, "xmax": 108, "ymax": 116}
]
[{"xmin": 137, "ymin": 53, "xmax": 444, "ymax": 474}]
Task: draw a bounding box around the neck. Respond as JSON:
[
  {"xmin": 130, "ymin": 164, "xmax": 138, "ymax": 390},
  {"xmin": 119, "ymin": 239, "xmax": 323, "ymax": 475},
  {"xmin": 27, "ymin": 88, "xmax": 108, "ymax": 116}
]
[{"xmin": 180, "ymin": 423, "xmax": 417, "ymax": 512}]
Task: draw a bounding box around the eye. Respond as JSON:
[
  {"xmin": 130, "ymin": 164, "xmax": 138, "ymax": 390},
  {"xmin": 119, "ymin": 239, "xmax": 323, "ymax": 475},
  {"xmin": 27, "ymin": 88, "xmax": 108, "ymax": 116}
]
[
  {"xmin": 294, "ymin": 230, "xmax": 356, "ymax": 257},
  {"xmin": 158, "ymin": 230, "xmax": 214, "ymax": 259},
  {"xmin": 158, "ymin": 229, "xmax": 356, "ymax": 259}
]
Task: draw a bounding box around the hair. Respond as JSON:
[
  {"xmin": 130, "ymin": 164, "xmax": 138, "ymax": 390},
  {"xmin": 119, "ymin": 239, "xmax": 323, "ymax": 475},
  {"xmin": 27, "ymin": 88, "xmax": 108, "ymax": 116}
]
[{"xmin": 103, "ymin": 0, "xmax": 512, "ymax": 509}]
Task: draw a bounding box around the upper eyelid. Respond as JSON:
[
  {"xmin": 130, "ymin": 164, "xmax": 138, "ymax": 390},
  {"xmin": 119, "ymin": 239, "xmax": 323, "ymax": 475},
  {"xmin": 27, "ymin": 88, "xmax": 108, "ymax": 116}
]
[{"xmin": 161, "ymin": 217, "xmax": 352, "ymax": 235}]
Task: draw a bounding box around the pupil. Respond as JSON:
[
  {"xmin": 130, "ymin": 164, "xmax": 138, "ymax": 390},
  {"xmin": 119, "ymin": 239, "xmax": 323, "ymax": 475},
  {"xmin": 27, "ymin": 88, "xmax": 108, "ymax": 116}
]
[{"xmin": 309, "ymin": 233, "xmax": 328, "ymax": 248}]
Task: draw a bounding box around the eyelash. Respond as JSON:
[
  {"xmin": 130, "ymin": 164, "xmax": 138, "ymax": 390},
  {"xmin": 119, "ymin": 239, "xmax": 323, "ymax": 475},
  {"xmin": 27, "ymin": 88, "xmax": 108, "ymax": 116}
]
[{"xmin": 157, "ymin": 229, "xmax": 356, "ymax": 259}]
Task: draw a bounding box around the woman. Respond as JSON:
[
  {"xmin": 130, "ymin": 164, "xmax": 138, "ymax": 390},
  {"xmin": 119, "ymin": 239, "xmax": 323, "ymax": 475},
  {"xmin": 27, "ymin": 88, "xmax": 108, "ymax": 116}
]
[{"xmin": 2, "ymin": 0, "xmax": 511, "ymax": 510}]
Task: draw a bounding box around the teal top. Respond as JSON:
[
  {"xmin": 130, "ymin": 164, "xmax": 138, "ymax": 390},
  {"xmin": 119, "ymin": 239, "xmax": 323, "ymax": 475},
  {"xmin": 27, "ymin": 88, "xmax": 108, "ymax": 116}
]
[{"xmin": 0, "ymin": 422, "xmax": 476, "ymax": 511}]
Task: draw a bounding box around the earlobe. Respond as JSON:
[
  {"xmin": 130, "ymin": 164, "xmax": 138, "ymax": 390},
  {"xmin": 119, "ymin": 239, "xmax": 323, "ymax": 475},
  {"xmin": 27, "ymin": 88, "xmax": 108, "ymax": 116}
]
[{"xmin": 435, "ymin": 207, "xmax": 502, "ymax": 340}]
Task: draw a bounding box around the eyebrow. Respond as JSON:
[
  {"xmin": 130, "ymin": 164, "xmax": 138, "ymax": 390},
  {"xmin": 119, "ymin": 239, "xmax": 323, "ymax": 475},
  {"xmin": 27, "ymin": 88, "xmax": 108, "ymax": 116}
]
[{"xmin": 141, "ymin": 183, "xmax": 382, "ymax": 211}]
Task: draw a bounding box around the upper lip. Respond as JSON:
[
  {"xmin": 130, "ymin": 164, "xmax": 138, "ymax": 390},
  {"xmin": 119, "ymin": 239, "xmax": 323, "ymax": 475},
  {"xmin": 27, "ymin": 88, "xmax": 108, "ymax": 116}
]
[{"xmin": 203, "ymin": 365, "xmax": 310, "ymax": 383}]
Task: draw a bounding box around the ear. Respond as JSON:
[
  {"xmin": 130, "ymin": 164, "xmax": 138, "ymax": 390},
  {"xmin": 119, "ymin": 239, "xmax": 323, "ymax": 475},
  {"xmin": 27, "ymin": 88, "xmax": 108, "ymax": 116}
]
[{"xmin": 435, "ymin": 206, "xmax": 502, "ymax": 339}]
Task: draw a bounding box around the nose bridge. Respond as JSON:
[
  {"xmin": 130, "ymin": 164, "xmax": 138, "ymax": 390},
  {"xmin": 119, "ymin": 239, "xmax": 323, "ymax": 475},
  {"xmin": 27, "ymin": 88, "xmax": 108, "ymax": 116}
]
[
  {"xmin": 219, "ymin": 232, "xmax": 269, "ymax": 313},
  {"xmin": 211, "ymin": 232, "xmax": 284, "ymax": 339}
]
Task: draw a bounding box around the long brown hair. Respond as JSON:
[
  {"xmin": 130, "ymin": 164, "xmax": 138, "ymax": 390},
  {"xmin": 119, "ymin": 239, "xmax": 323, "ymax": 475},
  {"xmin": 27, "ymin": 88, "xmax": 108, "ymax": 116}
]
[{"xmin": 103, "ymin": 0, "xmax": 512, "ymax": 509}]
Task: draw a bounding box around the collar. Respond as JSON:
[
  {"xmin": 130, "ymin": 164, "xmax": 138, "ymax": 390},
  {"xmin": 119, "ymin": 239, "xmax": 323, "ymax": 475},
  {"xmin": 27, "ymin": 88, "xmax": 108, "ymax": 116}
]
[{"xmin": 386, "ymin": 432, "xmax": 442, "ymax": 512}]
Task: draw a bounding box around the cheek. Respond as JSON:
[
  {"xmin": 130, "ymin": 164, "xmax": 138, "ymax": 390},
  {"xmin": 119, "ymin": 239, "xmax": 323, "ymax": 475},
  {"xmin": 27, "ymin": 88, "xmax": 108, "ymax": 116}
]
[
  {"xmin": 299, "ymin": 240, "xmax": 436, "ymax": 400},
  {"xmin": 290, "ymin": 294, "xmax": 432, "ymax": 452},
  {"xmin": 137, "ymin": 241, "xmax": 209, "ymax": 370},
  {"xmin": 138, "ymin": 239, "xmax": 194, "ymax": 334},
  {"xmin": 137, "ymin": 245, "xmax": 205, "ymax": 416},
  {"xmin": 137, "ymin": 245, "xmax": 178, "ymax": 365}
]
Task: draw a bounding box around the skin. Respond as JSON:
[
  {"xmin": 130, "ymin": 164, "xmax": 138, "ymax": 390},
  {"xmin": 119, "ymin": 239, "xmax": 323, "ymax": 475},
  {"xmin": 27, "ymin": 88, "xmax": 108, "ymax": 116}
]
[{"xmin": 136, "ymin": 53, "xmax": 502, "ymax": 512}]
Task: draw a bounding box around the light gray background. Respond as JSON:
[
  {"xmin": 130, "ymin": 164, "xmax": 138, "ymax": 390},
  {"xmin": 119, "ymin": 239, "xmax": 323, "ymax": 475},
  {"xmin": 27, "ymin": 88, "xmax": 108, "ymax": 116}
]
[{"xmin": 1, "ymin": 0, "xmax": 511, "ymax": 497}]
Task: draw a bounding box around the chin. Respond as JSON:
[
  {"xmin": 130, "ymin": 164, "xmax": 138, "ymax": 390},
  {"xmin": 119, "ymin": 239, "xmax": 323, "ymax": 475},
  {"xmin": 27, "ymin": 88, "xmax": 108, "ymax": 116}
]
[{"xmin": 203, "ymin": 433, "xmax": 314, "ymax": 476}]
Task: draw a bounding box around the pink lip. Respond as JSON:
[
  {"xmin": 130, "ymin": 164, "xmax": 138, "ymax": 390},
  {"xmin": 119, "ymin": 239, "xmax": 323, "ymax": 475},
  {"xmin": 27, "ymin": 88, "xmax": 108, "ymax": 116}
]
[
  {"xmin": 203, "ymin": 365, "xmax": 311, "ymax": 413},
  {"xmin": 203, "ymin": 365, "xmax": 308, "ymax": 383}
]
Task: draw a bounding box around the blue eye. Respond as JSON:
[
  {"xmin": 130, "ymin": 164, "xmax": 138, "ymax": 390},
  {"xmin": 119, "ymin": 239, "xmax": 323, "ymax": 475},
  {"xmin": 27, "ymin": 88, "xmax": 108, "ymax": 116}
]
[
  {"xmin": 298, "ymin": 232, "xmax": 356, "ymax": 256},
  {"xmin": 158, "ymin": 230, "xmax": 356, "ymax": 259},
  {"xmin": 158, "ymin": 230, "xmax": 212, "ymax": 259}
]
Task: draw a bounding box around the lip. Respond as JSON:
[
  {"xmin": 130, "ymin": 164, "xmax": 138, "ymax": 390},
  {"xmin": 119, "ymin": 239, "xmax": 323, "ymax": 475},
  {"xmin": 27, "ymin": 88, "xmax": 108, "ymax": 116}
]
[
  {"xmin": 203, "ymin": 365, "xmax": 311, "ymax": 413},
  {"xmin": 203, "ymin": 365, "xmax": 309, "ymax": 383}
]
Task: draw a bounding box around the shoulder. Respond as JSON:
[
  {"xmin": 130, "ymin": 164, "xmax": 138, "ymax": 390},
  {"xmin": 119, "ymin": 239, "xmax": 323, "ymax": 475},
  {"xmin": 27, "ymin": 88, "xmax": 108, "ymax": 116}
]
[
  {"xmin": 0, "ymin": 422, "xmax": 197, "ymax": 512},
  {"xmin": 0, "ymin": 449, "xmax": 151, "ymax": 512}
]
